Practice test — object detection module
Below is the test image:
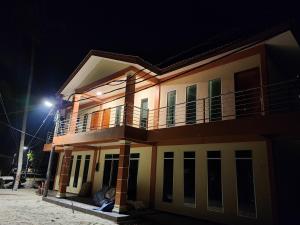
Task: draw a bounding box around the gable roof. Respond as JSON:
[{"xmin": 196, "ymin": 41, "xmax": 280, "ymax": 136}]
[{"xmin": 58, "ymin": 24, "xmax": 298, "ymax": 95}]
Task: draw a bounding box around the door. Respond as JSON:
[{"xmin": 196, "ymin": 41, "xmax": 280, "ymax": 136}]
[
  {"xmin": 234, "ymin": 68, "xmax": 261, "ymax": 118},
  {"xmin": 101, "ymin": 108, "xmax": 111, "ymax": 129},
  {"xmin": 90, "ymin": 111, "xmax": 100, "ymax": 130}
]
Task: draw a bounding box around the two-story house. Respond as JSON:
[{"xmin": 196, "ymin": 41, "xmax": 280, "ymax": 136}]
[{"xmin": 44, "ymin": 25, "xmax": 300, "ymax": 225}]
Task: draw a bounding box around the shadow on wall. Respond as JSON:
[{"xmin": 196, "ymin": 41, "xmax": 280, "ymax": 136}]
[{"xmin": 273, "ymin": 139, "xmax": 300, "ymax": 225}]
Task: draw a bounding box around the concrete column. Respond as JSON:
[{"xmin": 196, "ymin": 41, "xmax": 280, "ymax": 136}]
[
  {"xmin": 56, "ymin": 147, "xmax": 72, "ymax": 198},
  {"xmin": 69, "ymin": 94, "xmax": 81, "ymax": 133},
  {"xmin": 113, "ymin": 144, "xmax": 130, "ymax": 213},
  {"xmin": 149, "ymin": 145, "xmax": 157, "ymax": 208},
  {"xmin": 123, "ymin": 74, "xmax": 136, "ymax": 126}
]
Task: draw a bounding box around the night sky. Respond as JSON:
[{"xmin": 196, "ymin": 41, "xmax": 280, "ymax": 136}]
[{"xmin": 0, "ymin": 1, "xmax": 299, "ymax": 159}]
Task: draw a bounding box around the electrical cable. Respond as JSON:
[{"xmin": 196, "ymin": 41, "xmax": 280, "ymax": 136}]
[
  {"xmin": 0, "ymin": 120, "xmax": 45, "ymax": 141},
  {"xmin": 0, "ymin": 92, "xmax": 19, "ymax": 148}
]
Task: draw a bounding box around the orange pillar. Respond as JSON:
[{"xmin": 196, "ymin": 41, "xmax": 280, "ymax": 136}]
[
  {"xmin": 149, "ymin": 145, "xmax": 157, "ymax": 208},
  {"xmin": 56, "ymin": 147, "xmax": 72, "ymax": 198},
  {"xmin": 69, "ymin": 94, "xmax": 81, "ymax": 133},
  {"xmin": 124, "ymin": 74, "xmax": 136, "ymax": 126},
  {"xmin": 113, "ymin": 144, "xmax": 130, "ymax": 213}
]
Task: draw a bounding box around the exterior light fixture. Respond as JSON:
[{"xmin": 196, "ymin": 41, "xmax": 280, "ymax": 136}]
[
  {"xmin": 44, "ymin": 100, "xmax": 53, "ymax": 108},
  {"xmin": 23, "ymin": 146, "xmax": 28, "ymax": 150},
  {"xmin": 96, "ymin": 91, "xmax": 102, "ymax": 96}
]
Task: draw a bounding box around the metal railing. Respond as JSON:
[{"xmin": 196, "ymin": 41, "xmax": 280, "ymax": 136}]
[{"xmin": 52, "ymin": 78, "xmax": 300, "ymax": 137}]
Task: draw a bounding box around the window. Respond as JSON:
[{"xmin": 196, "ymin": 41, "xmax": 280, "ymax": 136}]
[
  {"xmin": 140, "ymin": 99, "xmax": 148, "ymax": 129},
  {"xmin": 186, "ymin": 85, "xmax": 197, "ymax": 124},
  {"xmin": 102, "ymin": 154, "xmax": 119, "ymax": 188},
  {"xmin": 67, "ymin": 155, "xmax": 74, "ymax": 186},
  {"xmin": 82, "ymin": 114, "xmax": 88, "ymax": 132},
  {"xmin": 115, "ymin": 106, "xmax": 122, "ymax": 126},
  {"xmin": 73, "ymin": 155, "xmax": 82, "ymax": 188},
  {"xmin": 163, "ymin": 152, "xmax": 174, "ymax": 202},
  {"xmin": 128, "ymin": 153, "xmax": 140, "ymax": 200},
  {"xmin": 209, "ymin": 79, "xmax": 222, "ymax": 121},
  {"xmin": 235, "ymin": 150, "xmax": 256, "ymax": 218},
  {"xmin": 184, "ymin": 152, "xmax": 196, "ymax": 206},
  {"xmin": 167, "ymin": 90, "xmax": 176, "ymax": 127},
  {"xmin": 75, "ymin": 116, "xmax": 80, "ymax": 133},
  {"xmin": 207, "ymin": 151, "xmax": 223, "ymax": 211},
  {"xmin": 82, "ymin": 155, "xmax": 91, "ymax": 184}
]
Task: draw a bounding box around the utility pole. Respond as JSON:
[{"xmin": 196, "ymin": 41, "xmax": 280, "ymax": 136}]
[{"xmin": 13, "ymin": 41, "xmax": 35, "ymax": 191}]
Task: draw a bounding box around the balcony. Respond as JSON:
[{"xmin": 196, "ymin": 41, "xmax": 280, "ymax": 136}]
[{"xmin": 51, "ymin": 78, "xmax": 300, "ymax": 145}]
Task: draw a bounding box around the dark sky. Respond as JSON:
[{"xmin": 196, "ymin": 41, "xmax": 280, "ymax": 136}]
[{"xmin": 0, "ymin": 1, "xmax": 300, "ymax": 157}]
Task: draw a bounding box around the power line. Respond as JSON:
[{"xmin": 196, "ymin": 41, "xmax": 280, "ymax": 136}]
[
  {"xmin": 0, "ymin": 120, "xmax": 45, "ymax": 141},
  {"xmin": 0, "ymin": 92, "xmax": 19, "ymax": 148},
  {"xmin": 0, "ymin": 105, "xmax": 40, "ymax": 116},
  {"xmin": 26, "ymin": 108, "xmax": 54, "ymax": 148}
]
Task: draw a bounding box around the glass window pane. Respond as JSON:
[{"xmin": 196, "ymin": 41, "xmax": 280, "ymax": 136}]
[
  {"xmin": 68, "ymin": 155, "xmax": 74, "ymax": 186},
  {"xmin": 130, "ymin": 153, "xmax": 140, "ymax": 159},
  {"xmin": 209, "ymin": 79, "xmax": 222, "ymax": 121},
  {"xmin": 236, "ymin": 151, "xmax": 256, "ymax": 217},
  {"xmin": 73, "ymin": 155, "xmax": 82, "ymax": 188},
  {"xmin": 140, "ymin": 98, "xmax": 148, "ymax": 129},
  {"xmin": 82, "ymin": 114, "xmax": 88, "ymax": 132},
  {"xmin": 82, "ymin": 155, "xmax": 90, "ymax": 184},
  {"xmin": 186, "ymin": 85, "xmax": 197, "ymax": 124},
  {"xmin": 128, "ymin": 159, "xmax": 139, "ymax": 200},
  {"xmin": 207, "ymin": 151, "xmax": 223, "ymax": 210},
  {"xmin": 163, "ymin": 152, "xmax": 174, "ymax": 202},
  {"xmin": 167, "ymin": 91, "xmax": 176, "ymax": 127},
  {"xmin": 102, "ymin": 159, "xmax": 112, "ymax": 187},
  {"xmin": 184, "ymin": 152, "xmax": 195, "ymax": 206},
  {"xmin": 115, "ymin": 106, "xmax": 122, "ymax": 126},
  {"xmin": 110, "ymin": 159, "xmax": 119, "ymax": 187}
]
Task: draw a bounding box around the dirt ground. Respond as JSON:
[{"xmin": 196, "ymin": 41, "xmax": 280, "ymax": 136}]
[{"xmin": 0, "ymin": 189, "xmax": 118, "ymax": 225}]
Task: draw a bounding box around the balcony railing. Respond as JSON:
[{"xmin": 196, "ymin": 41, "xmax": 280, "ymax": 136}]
[{"xmin": 53, "ymin": 78, "xmax": 300, "ymax": 137}]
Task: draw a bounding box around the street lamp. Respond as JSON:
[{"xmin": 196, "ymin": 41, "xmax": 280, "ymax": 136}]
[{"xmin": 44, "ymin": 100, "xmax": 54, "ymax": 108}]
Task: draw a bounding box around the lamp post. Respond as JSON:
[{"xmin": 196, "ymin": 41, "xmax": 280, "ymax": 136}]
[
  {"xmin": 43, "ymin": 99, "xmax": 59, "ymax": 197},
  {"xmin": 13, "ymin": 42, "xmax": 34, "ymax": 191}
]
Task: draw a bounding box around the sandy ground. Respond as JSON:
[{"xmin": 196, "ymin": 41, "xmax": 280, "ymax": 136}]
[{"xmin": 0, "ymin": 189, "xmax": 118, "ymax": 225}]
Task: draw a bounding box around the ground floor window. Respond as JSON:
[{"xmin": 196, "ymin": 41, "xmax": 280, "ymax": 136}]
[
  {"xmin": 73, "ymin": 155, "xmax": 82, "ymax": 188},
  {"xmin": 128, "ymin": 153, "xmax": 140, "ymax": 200},
  {"xmin": 184, "ymin": 151, "xmax": 196, "ymax": 206},
  {"xmin": 235, "ymin": 150, "xmax": 256, "ymax": 218},
  {"xmin": 67, "ymin": 155, "xmax": 74, "ymax": 186},
  {"xmin": 82, "ymin": 155, "xmax": 90, "ymax": 184},
  {"xmin": 207, "ymin": 151, "xmax": 223, "ymax": 211},
  {"xmin": 102, "ymin": 154, "xmax": 119, "ymax": 188},
  {"xmin": 163, "ymin": 152, "xmax": 174, "ymax": 202}
]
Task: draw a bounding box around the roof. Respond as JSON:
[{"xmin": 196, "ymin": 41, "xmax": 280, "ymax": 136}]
[{"xmin": 58, "ymin": 23, "xmax": 297, "ymax": 95}]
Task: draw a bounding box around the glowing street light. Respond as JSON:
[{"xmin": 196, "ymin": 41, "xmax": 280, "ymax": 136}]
[
  {"xmin": 23, "ymin": 146, "xmax": 28, "ymax": 150},
  {"xmin": 44, "ymin": 100, "xmax": 53, "ymax": 108}
]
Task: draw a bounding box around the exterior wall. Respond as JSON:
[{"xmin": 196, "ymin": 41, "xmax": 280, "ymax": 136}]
[
  {"xmin": 159, "ymin": 54, "xmax": 261, "ymax": 128},
  {"xmin": 134, "ymin": 86, "xmax": 156, "ymax": 128},
  {"xmin": 155, "ymin": 141, "xmax": 273, "ymax": 225},
  {"xmin": 92, "ymin": 146, "xmax": 152, "ymax": 205}
]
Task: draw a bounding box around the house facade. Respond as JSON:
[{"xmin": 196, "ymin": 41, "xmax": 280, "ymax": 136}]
[{"xmin": 44, "ymin": 26, "xmax": 300, "ymax": 225}]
